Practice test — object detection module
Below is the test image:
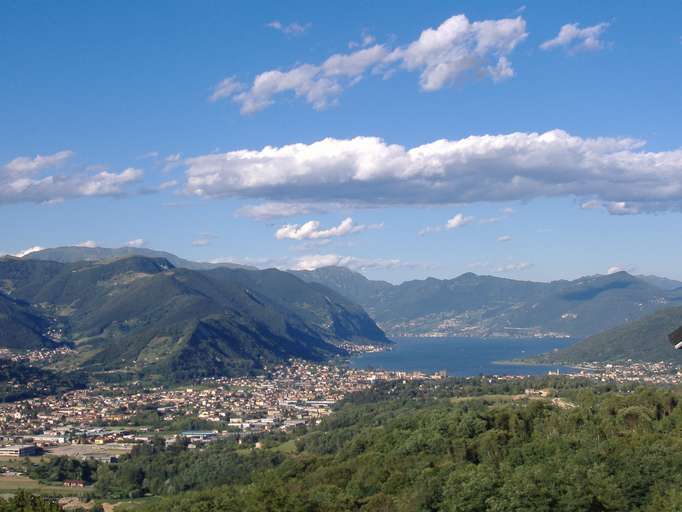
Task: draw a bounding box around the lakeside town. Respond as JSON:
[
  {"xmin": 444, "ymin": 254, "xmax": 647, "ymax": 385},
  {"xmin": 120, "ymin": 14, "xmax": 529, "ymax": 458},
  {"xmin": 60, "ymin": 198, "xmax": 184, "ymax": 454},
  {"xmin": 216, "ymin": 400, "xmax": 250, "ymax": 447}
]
[
  {"xmin": 0, "ymin": 355, "xmax": 440, "ymax": 459},
  {"xmin": 2, "ymin": 349, "xmax": 682, "ymax": 461}
]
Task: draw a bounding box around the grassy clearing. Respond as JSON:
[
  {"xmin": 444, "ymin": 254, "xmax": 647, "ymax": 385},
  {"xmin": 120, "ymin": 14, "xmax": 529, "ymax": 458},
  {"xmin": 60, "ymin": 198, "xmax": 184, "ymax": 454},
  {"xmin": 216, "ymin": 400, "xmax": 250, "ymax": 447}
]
[{"xmin": 0, "ymin": 474, "xmax": 90, "ymax": 495}]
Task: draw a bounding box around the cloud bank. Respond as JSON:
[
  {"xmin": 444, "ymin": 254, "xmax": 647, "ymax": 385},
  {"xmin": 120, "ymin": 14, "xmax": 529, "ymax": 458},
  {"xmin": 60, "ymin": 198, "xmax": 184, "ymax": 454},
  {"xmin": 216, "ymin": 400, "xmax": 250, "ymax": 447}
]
[
  {"xmin": 211, "ymin": 14, "xmax": 527, "ymax": 113},
  {"xmin": 185, "ymin": 129, "xmax": 682, "ymax": 214},
  {"xmin": 1, "ymin": 150, "xmax": 142, "ymax": 205}
]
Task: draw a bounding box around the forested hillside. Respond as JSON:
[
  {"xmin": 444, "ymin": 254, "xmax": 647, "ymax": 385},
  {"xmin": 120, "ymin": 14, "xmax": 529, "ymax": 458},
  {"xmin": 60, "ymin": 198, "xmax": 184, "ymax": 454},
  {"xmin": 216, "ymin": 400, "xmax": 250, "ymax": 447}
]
[
  {"xmin": 40, "ymin": 377, "xmax": 682, "ymax": 511},
  {"xmin": 533, "ymin": 306, "xmax": 682, "ymax": 364}
]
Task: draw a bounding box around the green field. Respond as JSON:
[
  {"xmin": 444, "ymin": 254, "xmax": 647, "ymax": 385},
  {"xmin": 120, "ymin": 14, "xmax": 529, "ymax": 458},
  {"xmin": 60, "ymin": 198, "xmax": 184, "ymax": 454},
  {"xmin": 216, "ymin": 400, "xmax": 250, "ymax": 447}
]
[{"xmin": 0, "ymin": 475, "xmax": 91, "ymax": 496}]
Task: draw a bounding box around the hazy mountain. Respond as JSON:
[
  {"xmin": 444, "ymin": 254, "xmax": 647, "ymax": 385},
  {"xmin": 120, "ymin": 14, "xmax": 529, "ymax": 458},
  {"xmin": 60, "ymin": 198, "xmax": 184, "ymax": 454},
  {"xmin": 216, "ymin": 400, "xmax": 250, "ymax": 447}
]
[
  {"xmin": 637, "ymin": 275, "xmax": 682, "ymax": 291},
  {"xmin": 531, "ymin": 306, "xmax": 682, "ymax": 364},
  {"xmin": 24, "ymin": 246, "xmax": 254, "ymax": 270},
  {"xmin": 0, "ymin": 256, "xmax": 388, "ymax": 381},
  {"xmin": 295, "ymin": 267, "xmax": 681, "ymax": 338}
]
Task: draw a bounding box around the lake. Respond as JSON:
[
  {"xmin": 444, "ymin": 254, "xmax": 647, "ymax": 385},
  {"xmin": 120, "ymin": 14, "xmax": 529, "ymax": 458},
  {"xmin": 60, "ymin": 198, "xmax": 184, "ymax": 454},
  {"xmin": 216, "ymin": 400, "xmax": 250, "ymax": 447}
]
[{"xmin": 349, "ymin": 337, "xmax": 576, "ymax": 376}]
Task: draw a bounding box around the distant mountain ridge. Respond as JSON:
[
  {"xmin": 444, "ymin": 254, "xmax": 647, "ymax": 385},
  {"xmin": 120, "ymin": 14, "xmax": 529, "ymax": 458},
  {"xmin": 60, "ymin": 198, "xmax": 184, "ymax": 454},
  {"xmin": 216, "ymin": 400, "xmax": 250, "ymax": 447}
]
[
  {"xmin": 24, "ymin": 246, "xmax": 254, "ymax": 270},
  {"xmin": 294, "ymin": 267, "xmax": 682, "ymax": 339},
  {"xmin": 0, "ymin": 256, "xmax": 388, "ymax": 382}
]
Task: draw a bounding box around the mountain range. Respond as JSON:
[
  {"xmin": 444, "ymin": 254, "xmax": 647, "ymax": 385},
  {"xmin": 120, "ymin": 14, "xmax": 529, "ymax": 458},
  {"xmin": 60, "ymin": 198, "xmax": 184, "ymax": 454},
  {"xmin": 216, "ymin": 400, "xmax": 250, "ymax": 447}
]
[
  {"xmin": 294, "ymin": 267, "xmax": 682, "ymax": 339},
  {"xmin": 24, "ymin": 246, "xmax": 254, "ymax": 270},
  {"xmin": 6, "ymin": 245, "xmax": 682, "ymax": 371},
  {"xmin": 0, "ymin": 254, "xmax": 387, "ymax": 382}
]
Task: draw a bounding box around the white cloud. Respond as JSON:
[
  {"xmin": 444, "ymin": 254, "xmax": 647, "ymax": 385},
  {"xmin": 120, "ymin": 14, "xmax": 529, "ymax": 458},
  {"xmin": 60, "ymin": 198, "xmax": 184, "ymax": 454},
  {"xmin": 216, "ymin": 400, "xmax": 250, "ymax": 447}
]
[
  {"xmin": 349, "ymin": 32, "xmax": 376, "ymax": 49},
  {"xmin": 184, "ymin": 130, "xmax": 682, "ymax": 214},
  {"xmin": 212, "ymin": 13, "xmax": 527, "ymax": 113},
  {"xmin": 419, "ymin": 213, "xmax": 474, "ymax": 235},
  {"xmin": 266, "ymin": 20, "xmax": 311, "ymax": 36},
  {"xmin": 605, "ymin": 201, "xmax": 641, "ymax": 215},
  {"xmin": 388, "ymin": 15, "xmax": 526, "ymax": 90},
  {"xmin": 159, "ymin": 180, "xmax": 178, "ymax": 190},
  {"xmin": 126, "ymin": 239, "xmax": 145, "ymax": 248},
  {"xmin": 607, "ymin": 266, "xmax": 624, "ymax": 275},
  {"xmin": 4, "ymin": 150, "xmax": 73, "ymax": 174},
  {"xmin": 497, "ymin": 235, "xmax": 513, "ymax": 242},
  {"xmin": 541, "ymin": 22, "xmax": 610, "ymax": 53},
  {"xmin": 236, "ymin": 202, "xmax": 337, "ymax": 220},
  {"xmin": 209, "ymin": 77, "xmax": 245, "ymax": 102},
  {"xmin": 580, "ymin": 199, "xmax": 601, "ymax": 210},
  {"xmin": 77, "ymin": 240, "xmax": 97, "ymax": 248},
  {"xmin": 0, "ymin": 155, "xmax": 142, "ymax": 205},
  {"xmin": 192, "ymin": 238, "xmax": 210, "ymax": 246},
  {"xmin": 208, "ymin": 253, "xmax": 406, "ymax": 272},
  {"xmin": 275, "ymin": 217, "xmax": 382, "ymax": 240},
  {"xmin": 14, "ymin": 246, "xmax": 44, "ymax": 258},
  {"xmin": 227, "ymin": 44, "xmax": 389, "ymax": 113},
  {"xmin": 495, "ymin": 261, "xmax": 532, "ymax": 273},
  {"xmin": 291, "ymin": 253, "xmax": 403, "ymax": 271},
  {"xmin": 446, "ymin": 213, "xmax": 475, "ymax": 229},
  {"xmin": 480, "ymin": 207, "xmax": 516, "ymax": 224}
]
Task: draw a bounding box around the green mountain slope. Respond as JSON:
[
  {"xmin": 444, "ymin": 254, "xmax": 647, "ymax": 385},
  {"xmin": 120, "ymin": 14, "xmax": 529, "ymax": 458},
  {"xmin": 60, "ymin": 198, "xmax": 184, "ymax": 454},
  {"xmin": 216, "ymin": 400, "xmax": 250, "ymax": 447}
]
[
  {"xmin": 0, "ymin": 257, "xmax": 387, "ymax": 381},
  {"xmin": 532, "ymin": 306, "xmax": 682, "ymax": 364},
  {"xmin": 295, "ymin": 267, "xmax": 679, "ymax": 338},
  {"xmin": 0, "ymin": 293, "xmax": 55, "ymax": 350}
]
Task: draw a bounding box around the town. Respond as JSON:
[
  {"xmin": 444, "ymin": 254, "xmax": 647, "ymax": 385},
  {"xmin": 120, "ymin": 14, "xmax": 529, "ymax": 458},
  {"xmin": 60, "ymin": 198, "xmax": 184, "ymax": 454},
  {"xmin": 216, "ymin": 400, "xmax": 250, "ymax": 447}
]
[
  {"xmin": 2, "ymin": 355, "xmax": 681, "ymax": 461},
  {"xmin": 0, "ymin": 358, "xmax": 438, "ymax": 459}
]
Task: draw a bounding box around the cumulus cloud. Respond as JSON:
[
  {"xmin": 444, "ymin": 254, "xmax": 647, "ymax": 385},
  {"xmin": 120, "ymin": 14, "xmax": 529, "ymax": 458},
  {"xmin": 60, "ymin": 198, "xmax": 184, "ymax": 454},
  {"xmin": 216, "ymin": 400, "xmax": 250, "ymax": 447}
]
[
  {"xmin": 266, "ymin": 20, "xmax": 311, "ymax": 36},
  {"xmin": 77, "ymin": 240, "xmax": 98, "ymax": 248},
  {"xmin": 14, "ymin": 246, "xmax": 44, "ymax": 258},
  {"xmin": 607, "ymin": 266, "xmax": 624, "ymax": 275},
  {"xmin": 126, "ymin": 239, "xmax": 145, "ymax": 248},
  {"xmin": 211, "ymin": 13, "xmax": 527, "ymax": 113},
  {"xmin": 1, "ymin": 151, "xmax": 143, "ymax": 205},
  {"xmin": 4, "ymin": 150, "xmax": 74, "ymax": 174},
  {"xmin": 446, "ymin": 213, "xmax": 475, "ymax": 229},
  {"xmin": 184, "ymin": 130, "xmax": 682, "ymax": 215},
  {"xmin": 419, "ymin": 213, "xmax": 474, "ymax": 235},
  {"xmin": 291, "ymin": 253, "xmax": 403, "ymax": 271},
  {"xmin": 275, "ymin": 217, "xmax": 382, "ymax": 240},
  {"xmin": 387, "ymin": 15, "xmax": 527, "ymax": 90},
  {"xmin": 541, "ymin": 22, "xmax": 610, "ymax": 53},
  {"xmin": 580, "ymin": 199, "xmax": 643, "ymax": 215}
]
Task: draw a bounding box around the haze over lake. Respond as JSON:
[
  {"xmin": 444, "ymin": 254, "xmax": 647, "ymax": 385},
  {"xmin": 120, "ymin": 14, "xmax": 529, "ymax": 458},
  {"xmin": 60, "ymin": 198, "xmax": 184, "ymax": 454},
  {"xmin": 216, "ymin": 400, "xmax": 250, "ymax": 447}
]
[{"xmin": 349, "ymin": 337, "xmax": 576, "ymax": 376}]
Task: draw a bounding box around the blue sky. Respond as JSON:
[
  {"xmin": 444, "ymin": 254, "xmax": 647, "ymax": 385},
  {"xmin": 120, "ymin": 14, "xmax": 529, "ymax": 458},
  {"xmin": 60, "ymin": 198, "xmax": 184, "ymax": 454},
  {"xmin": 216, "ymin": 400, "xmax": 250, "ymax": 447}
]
[{"xmin": 2, "ymin": 1, "xmax": 681, "ymax": 283}]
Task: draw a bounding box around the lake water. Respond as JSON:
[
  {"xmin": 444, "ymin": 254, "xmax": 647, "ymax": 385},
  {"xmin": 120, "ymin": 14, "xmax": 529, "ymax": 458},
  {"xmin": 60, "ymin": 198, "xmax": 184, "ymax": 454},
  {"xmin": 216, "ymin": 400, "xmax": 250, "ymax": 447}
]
[{"xmin": 349, "ymin": 337, "xmax": 576, "ymax": 376}]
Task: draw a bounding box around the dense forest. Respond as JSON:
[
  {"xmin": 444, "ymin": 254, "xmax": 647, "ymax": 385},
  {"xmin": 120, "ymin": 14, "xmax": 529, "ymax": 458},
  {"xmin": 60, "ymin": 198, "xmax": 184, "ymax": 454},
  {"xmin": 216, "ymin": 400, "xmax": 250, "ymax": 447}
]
[
  {"xmin": 133, "ymin": 378, "xmax": 682, "ymax": 511},
  {"xmin": 0, "ymin": 492, "xmax": 60, "ymax": 512},
  {"xmin": 21, "ymin": 376, "xmax": 682, "ymax": 511}
]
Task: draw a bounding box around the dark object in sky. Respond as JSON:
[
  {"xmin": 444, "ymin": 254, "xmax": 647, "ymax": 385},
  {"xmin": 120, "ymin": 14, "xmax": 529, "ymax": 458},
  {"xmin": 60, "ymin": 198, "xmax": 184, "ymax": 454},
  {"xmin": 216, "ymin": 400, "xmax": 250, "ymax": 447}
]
[{"xmin": 669, "ymin": 325, "xmax": 682, "ymax": 349}]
